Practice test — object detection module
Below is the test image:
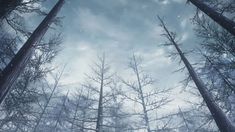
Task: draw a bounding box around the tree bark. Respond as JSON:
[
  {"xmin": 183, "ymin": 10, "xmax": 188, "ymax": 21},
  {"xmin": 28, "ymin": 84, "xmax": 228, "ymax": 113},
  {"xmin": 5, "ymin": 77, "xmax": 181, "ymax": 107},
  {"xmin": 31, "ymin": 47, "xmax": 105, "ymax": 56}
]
[
  {"xmin": 188, "ymin": 0, "xmax": 235, "ymax": 37},
  {"xmin": 159, "ymin": 17, "xmax": 235, "ymax": 132},
  {"xmin": 0, "ymin": 0, "xmax": 64, "ymax": 105}
]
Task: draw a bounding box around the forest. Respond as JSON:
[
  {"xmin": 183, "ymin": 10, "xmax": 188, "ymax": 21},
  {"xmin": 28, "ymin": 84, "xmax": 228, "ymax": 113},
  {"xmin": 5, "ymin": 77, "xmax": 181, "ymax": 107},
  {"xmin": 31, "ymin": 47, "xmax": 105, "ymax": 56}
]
[{"xmin": 0, "ymin": 0, "xmax": 235, "ymax": 132}]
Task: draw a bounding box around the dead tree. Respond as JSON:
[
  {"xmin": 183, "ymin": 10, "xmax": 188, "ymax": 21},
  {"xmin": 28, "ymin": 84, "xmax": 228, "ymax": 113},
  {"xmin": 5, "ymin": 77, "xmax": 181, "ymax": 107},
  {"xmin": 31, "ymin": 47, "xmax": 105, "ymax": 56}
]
[
  {"xmin": 83, "ymin": 54, "xmax": 113, "ymax": 132},
  {"xmin": 33, "ymin": 70, "xmax": 64, "ymax": 132},
  {"xmin": 93, "ymin": 54, "xmax": 111, "ymax": 132},
  {"xmin": 0, "ymin": 0, "xmax": 64, "ymax": 105},
  {"xmin": 122, "ymin": 55, "xmax": 171, "ymax": 132},
  {"xmin": 178, "ymin": 107, "xmax": 190, "ymax": 132},
  {"xmin": 158, "ymin": 16, "xmax": 235, "ymax": 132},
  {"xmin": 70, "ymin": 90, "xmax": 83, "ymax": 132},
  {"xmin": 53, "ymin": 91, "xmax": 69, "ymax": 132},
  {"xmin": 202, "ymin": 53, "xmax": 235, "ymax": 92},
  {"xmin": 69, "ymin": 87, "xmax": 97, "ymax": 132},
  {"xmin": 187, "ymin": 0, "xmax": 235, "ymax": 36}
]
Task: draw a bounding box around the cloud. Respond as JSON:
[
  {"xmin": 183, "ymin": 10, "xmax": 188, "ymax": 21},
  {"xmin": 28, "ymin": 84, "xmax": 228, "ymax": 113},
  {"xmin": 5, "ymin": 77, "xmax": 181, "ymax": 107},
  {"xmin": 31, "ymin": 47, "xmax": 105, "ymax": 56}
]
[
  {"xmin": 135, "ymin": 48, "xmax": 171, "ymax": 68},
  {"xmin": 76, "ymin": 8, "xmax": 132, "ymax": 42},
  {"xmin": 153, "ymin": 0, "xmax": 185, "ymax": 5},
  {"xmin": 50, "ymin": 0, "xmax": 199, "ymax": 113}
]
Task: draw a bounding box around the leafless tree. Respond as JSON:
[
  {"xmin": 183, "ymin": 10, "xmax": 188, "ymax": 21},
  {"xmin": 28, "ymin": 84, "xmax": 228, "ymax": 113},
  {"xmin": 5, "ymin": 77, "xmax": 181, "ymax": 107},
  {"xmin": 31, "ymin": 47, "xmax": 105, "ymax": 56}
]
[
  {"xmin": 121, "ymin": 54, "xmax": 171, "ymax": 132},
  {"xmin": 0, "ymin": 0, "xmax": 64, "ymax": 105},
  {"xmin": 158, "ymin": 16, "xmax": 235, "ymax": 132},
  {"xmin": 68, "ymin": 86, "xmax": 97, "ymax": 132},
  {"xmin": 33, "ymin": 69, "xmax": 64, "ymax": 132},
  {"xmin": 187, "ymin": 0, "xmax": 235, "ymax": 36}
]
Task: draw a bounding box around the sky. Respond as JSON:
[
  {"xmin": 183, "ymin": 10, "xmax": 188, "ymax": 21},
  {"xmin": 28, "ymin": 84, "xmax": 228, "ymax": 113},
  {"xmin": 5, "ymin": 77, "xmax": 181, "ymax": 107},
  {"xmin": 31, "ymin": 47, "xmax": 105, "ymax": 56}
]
[{"xmin": 41, "ymin": 0, "xmax": 201, "ymax": 111}]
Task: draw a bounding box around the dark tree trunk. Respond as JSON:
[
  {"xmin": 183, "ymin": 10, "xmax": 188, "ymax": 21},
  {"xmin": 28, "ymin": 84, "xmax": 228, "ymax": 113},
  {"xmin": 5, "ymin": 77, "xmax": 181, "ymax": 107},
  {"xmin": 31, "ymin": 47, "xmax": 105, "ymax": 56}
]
[
  {"xmin": 0, "ymin": 0, "xmax": 65, "ymax": 105},
  {"xmin": 159, "ymin": 17, "xmax": 235, "ymax": 132},
  {"xmin": 188, "ymin": 0, "xmax": 235, "ymax": 37},
  {"xmin": 0, "ymin": 0, "xmax": 22, "ymax": 19}
]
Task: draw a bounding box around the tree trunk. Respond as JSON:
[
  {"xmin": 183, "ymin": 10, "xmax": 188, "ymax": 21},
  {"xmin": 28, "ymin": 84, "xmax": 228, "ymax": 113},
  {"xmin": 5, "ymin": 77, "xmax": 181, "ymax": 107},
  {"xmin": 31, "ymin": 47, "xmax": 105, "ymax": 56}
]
[
  {"xmin": 159, "ymin": 17, "xmax": 235, "ymax": 132},
  {"xmin": 0, "ymin": 0, "xmax": 65, "ymax": 105},
  {"xmin": 133, "ymin": 55, "xmax": 151, "ymax": 132},
  {"xmin": 188, "ymin": 0, "xmax": 235, "ymax": 37},
  {"xmin": 96, "ymin": 56, "xmax": 105, "ymax": 132}
]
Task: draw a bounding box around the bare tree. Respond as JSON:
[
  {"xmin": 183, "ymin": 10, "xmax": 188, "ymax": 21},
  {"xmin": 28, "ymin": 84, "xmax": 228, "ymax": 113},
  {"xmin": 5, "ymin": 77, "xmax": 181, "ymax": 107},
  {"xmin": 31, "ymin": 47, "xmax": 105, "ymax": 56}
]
[
  {"xmin": 102, "ymin": 79, "xmax": 133, "ymax": 132},
  {"xmin": 158, "ymin": 16, "xmax": 235, "ymax": 131},
  {"xmin": 192, "ymin": 3, "xmax": 235, "ymax": 125},
  {"xmin": 68, "ymin": 87, "xmax": 97, "ymax": 132},
  {"xmin": 0, "ymin": 0, "xmax": 64, "ymax": 105},
  {"xmin": 187, "ymin": 0, "xmax": 235, "ymax": 36},
  {"xmin": 88, "ymin": 54, "xmax": 113, "ymax": 132},
  {"xmin": 52, "ymin": 91, "xmax": 70, "ymax": 132},
  {"xmin": 76, "ymin": 54, "xmax": 114, "ymax": 132},
  {"xmin": 121, "ymin": 54, "xmax": 171, "ymax": 132},
  {"xmin": 33, "ymin": 69, "xmax": 64, "ymax": 132}
]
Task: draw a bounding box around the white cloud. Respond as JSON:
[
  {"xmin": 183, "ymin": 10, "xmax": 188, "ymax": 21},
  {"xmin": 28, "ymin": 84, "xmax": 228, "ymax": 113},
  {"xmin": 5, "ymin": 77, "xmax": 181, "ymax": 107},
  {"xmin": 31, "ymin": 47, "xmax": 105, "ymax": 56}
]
[
  {"xmin": 149, "ymin": 26, "xmax": 163, "ymax": 40},
  {"xmin": 180, "ymin": 18, "xmax": 188, "ymax": 29},
  {"xmin": 153, "ymin": 0, "xmax": 184, "ymax": 5},
  {"xmin": 181, "ymin": 32, "xmax": 189, "ymax": 42},
  {"xmin": 76, "ymin": 8, "xmax": 132, "ymax": 42},
  {"xmin": 134, "ymin": 48, "xmax": 171, "ymax": 68}
]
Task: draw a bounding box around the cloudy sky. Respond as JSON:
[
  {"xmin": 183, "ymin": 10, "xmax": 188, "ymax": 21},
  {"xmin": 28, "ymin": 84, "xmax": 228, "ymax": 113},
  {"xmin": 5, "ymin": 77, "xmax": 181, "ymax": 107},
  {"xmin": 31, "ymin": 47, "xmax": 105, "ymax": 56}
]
[{"xmin": 42, "ymin": 0, "xmax": 201, "ymax": 111}]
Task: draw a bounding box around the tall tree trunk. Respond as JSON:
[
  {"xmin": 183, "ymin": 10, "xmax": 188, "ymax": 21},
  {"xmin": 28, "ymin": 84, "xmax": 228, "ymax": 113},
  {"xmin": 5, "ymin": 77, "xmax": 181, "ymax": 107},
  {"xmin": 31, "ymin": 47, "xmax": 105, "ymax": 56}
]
[
  {"xmin": 133, "ymin": 55, "xmax": 151, "ymax": 132},
  {"xmin": 188, "ymin": 0, "xmax": 235, "ymax": 36},
  {"xmin": 0, "ymin": 0, "xmax": 65, "ymax": 105},
  {"xmin": 158, "ymin": 17, "xmax": 235, "ymax": 132},
  {"xmin": 96, "ymin": 56, "xmax": 105, "ymax": 132}
]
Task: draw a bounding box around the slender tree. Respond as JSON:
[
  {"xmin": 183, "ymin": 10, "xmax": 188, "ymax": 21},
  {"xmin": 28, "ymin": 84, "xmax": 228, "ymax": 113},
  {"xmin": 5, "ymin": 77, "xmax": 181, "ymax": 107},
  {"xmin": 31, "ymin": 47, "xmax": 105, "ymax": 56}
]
[
  {"xmin": 101, "ymin": 80, "xmax": 133, "ymax": 132},
  {"xmin": 96, "ymin": 55, "xmax": 105, "ymax": 132},
  {"xmin": 122, "ymin": 55, "xmax": 171, "ymax": 132},
  {"xmin": 69, "ymin": 87, "xmax": 97, "ymax": 132},
  {"xmin": 33, "ymin": 69, "xmax": 64, "ymax": 132},
  {"xmin": 0, "ymin": 0, "xmax": 65, "ymax": 105},
  {"xmin": 91, "ymin": 54, "xmax": 112, "ymax": 132},
  {"xmin": 53, "ymin": 91, "xmax": 70, "ymax": 132},
  {"xmin": 187, "ymin": 0, "xmax": 235, "ymax": 36},
  {"xmin": 178, "ymin": 107, "xmax": 190, "ymax": 132},
  {"xmin": 158, "ymin": 16, "xmax": 235, "ymax": 131}
]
